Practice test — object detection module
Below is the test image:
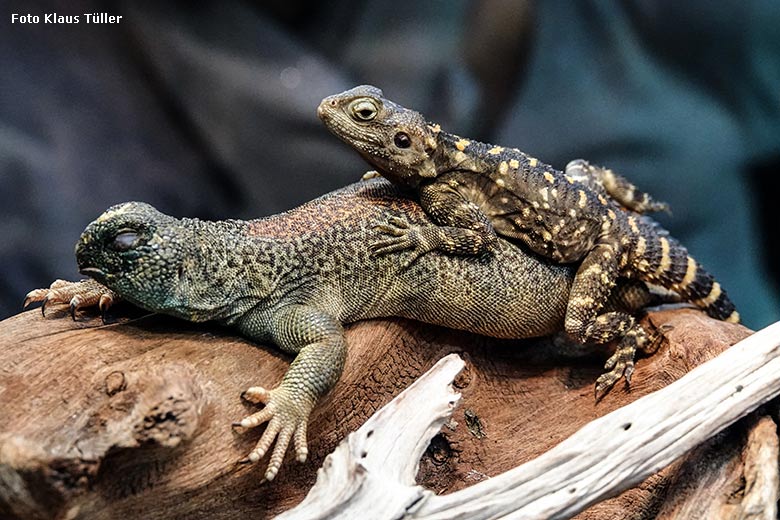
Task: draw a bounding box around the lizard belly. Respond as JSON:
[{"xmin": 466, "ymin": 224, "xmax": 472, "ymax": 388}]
[{"xmin": 359, "ymin": 240, "xmax": 574, "ymax": 339}]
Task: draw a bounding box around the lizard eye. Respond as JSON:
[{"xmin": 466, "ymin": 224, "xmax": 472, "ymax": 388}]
[
  {"xmin": 349, "ymin": 99, "xmax": 378, "ymax": 121},
  {"xmin": 112, "ymin": 230, "xmax": 139, "ymax": 251},
  {"xmin": 394, "ymin": 132, "xmax": 411, "ymax": 149}
]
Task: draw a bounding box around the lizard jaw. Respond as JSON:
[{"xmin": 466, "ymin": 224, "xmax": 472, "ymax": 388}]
[{"xmin": 79, "ymin": 267, "xmax": 107, "ymax": 283}]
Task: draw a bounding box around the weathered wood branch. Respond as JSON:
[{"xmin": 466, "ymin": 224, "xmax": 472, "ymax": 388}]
[
  {"xmin": 280, "ymin": 320, "xmax": 780, "ymax": 519},
  {"xmin": 278, "ymin": 355, "xmax": 466, "ymax": 519},
  {"xmin": 0, "ymin": 305, "xmax": 774, "ymax": 519}
]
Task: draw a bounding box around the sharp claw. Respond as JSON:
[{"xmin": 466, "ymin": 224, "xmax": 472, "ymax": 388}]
[
  {"xmin": 241, "ymin": 386, "xmax": 271, "ymax": 405},
  {"xmin": 70, "ymin": 301, "xmax": 78, "ymax": 321},
  {"xmin": 99, "ymin": 297, "xmax": 111, "ymax": 324},
  {"xmin": 41, "ymin": 296, "xmax": 49, "ymax": 317},
  {"xmin": 248, "ymin": 450, "xmax": 264, "ymax": 463},
  {"xmin": 388, "ymin": 216, "xmax": 409, "ymax": 228},
  {"xmin": 99, "ymin": 294, "xmax": 112, "ymax": 310},
  {"xmin": 22, "ymin": 295, "xmax": 33, "ymax": 310},
  {"xmin": 624, "ymin": 365, "xmax": 635, "ymax": 384},
  {"xmin": 594, "ymin": 383, "xmax": 608, "ymax": 402}
]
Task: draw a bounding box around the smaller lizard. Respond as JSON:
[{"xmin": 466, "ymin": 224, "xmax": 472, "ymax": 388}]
[{"xmin": 318, "ymin": 86, "xmax": 739, "ymax": 392}]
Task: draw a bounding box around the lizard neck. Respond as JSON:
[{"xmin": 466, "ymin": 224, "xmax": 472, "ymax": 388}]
[
  {"xmin": 168, "ymin": 219, "xmax": 294, "ymax": 323},
  {"xmin": 433, "ymin": 131, "xmax": 502, "ymax": 174}
]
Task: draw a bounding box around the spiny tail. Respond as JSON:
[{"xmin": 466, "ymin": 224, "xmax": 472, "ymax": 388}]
[{"xmin": 631, "ymin": 216, "xmax": 740, "ymax": 323}]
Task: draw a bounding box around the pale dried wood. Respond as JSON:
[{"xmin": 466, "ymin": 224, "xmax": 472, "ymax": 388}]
[
  {"xmin": 646, "ymin": 410, "xmax": 780, "ymax": 520},
  {"xmin": 731, "ymin": 415, "xmax": 779, "ymax": 520},
  {"xmin": 277, "ymin": 355, "xmax": 465, "ymax": 520}
]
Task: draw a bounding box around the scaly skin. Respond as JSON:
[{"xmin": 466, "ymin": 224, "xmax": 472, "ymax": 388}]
[
  {"xmin": 318, "ymin": 86, "xmax": 739, "ymax": 390},
  {"xmin": 25, "ymin": 179, "xmax": 667, "ymax": 481}
]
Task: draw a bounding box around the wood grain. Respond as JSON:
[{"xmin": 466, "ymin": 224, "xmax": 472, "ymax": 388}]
[{"xmin": 0, "ymin": 304, "xmax": 769, "ymax": 519}]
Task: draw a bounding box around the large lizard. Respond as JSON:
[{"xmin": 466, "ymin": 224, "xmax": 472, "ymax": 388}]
[
  {"xmin": 24, "ymin": 179, "xmax": 664, "ymax": 482},
  {"xmin": 318, "ymin": 85, "xmax": 738, "ymax": 392}
]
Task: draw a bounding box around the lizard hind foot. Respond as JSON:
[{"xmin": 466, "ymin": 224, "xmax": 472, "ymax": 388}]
[
  {"xmin": 23, "ymin": 279, "xmax": 117, "ymax": 321},
  {"xmin": 236, "ymin": 385, "xmax": 312, "ymax": 481},
  {"xmin": 594, "ymin": 327, "xmax": 647, "ymax": 401}
]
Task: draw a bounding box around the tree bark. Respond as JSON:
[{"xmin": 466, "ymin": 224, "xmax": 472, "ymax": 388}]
[{"xmin": 0, "ymin": 304, "xmax": 771, "ymax": 519}]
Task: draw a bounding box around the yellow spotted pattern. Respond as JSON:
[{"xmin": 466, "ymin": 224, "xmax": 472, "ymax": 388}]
[{"xmin": 455, "ymin": 139, "xmax": 470, "ymax": 151}]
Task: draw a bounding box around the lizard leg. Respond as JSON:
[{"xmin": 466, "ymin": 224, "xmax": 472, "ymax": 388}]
[
  {"xmin": 413, "ymin": 179, "xmax": 500, "ymax": 256},
  {"xmin": 234, "ymin": 305, "xmax": 346, "ymax": 481},
  {"xmin": 23, "ymin": 278, "xmax": 118, "ymax": 320},
  {"xmin": 371, "ymin": 175, "xmax": 502, "ymax": 263},
  {"xmin": 565, "ymin": 159, "xmax": 669, "ymax": 214},
  {"xmin": 370, "ymin": 216, "xmax": 492, "ymax": 267},
  {"xmin": 603, "ymin": 278, "xmax": 676, "ymax": 314},
  {"xmin": 564, "ymin": 242, "xmax": 644, "ymax": 395}
]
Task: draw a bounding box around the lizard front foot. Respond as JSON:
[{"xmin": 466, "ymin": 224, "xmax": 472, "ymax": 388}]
[
  {"xmin": 234, "ymin": 384, "xmax": 313, "ymax": 481},
  {"xmin": 23, "ymin": 279, "xmax": 118, "ymax": 321},
  {"xmin": 370, "ymin": 216, "xmax": 435, "ymax": 268}
]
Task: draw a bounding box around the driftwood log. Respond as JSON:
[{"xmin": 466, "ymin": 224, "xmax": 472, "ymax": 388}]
[{"xmin": 0, "ymin": 303, "xmax": 774, "ymax": 519}]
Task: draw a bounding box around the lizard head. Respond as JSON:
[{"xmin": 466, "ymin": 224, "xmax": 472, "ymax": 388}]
[
  {"xmin": 318, "ymin": 85, "xmax": 439, "ymax": 187},
  {"xmin": 75, "ymin": 202, "xmax": 214, "ymax": 320}
]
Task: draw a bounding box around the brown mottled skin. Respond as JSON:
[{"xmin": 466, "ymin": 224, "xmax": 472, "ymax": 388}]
[
  {"xmin": 318, "ymin": 85, "xmax": 739, "ymax": 393},
  {"xmin": 25, "ymin": 179, "xmax": 664, "ymax": 482}
]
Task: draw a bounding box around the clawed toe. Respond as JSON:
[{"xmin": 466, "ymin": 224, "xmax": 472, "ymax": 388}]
[
  {"xmin": 595, "ymin": 347, "xmax": 637, "ymax": 400},
  {"xmin": 387, "ymin": 216, "xmax": 409, "ymax": 228},
  {"xmin": 241, "ymin": 386, "xmax": 271, "ymax": 404},
  {"xmin": 234, "ymin": 385, "xmax": 312, "ymax": 481},
  {"xmin": 370, "ymin": 239, "xmax": 413, "ymax": 256},
  {"xmin": 23, "ymin": 279, "xmax": 117, "ymax": 320},
  {"xmin": 22, "ymin": 289, "xmax": 47, "ymax": 311}
]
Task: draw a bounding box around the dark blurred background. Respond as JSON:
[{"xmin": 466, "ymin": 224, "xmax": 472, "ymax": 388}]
[{"xmin": 1, "ymin": 0, "xmax": 778, "ymax": 327}]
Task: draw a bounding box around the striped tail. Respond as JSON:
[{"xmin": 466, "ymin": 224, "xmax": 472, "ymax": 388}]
[{"xmin": 631, "ymin": 216, "xmax": 740, "ymax": 323}]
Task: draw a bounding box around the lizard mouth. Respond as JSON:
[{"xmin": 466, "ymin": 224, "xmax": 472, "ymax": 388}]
[{"xmin": 79, "ymin": 267, "xmax": 107, "ymax": 283}]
